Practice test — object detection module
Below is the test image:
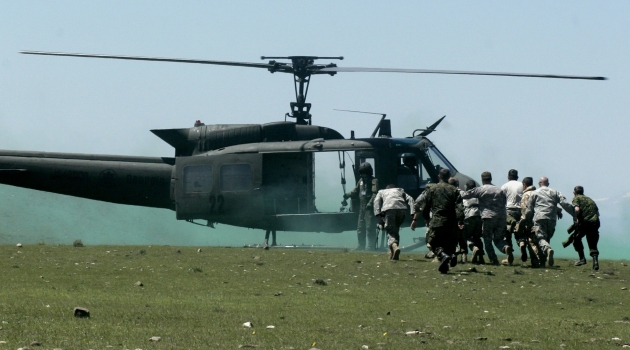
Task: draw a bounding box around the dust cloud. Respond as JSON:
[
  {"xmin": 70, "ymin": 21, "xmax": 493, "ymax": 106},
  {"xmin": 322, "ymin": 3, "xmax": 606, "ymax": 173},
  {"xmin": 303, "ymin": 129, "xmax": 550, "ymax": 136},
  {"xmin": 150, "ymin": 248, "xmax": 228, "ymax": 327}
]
[{"xmin": 1, "ymin": 153, "xmax": 627, "ymax": 259}]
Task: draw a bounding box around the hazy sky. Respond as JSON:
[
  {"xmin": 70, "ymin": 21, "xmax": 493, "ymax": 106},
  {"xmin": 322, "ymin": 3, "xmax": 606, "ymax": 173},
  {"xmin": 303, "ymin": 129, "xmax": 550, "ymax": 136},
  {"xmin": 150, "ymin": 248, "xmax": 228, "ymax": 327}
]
[{"xmin": 1, "ymin": 2, "xmax": 629, "ymax": 251}]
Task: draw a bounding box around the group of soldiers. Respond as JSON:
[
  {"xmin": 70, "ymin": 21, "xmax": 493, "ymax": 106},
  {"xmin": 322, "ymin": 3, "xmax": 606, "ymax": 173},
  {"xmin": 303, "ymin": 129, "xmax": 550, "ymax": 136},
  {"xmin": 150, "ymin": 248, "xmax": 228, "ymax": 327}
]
[{"xmin": 344, "ymin": 163, "xmax": 601, "ymax": 274}]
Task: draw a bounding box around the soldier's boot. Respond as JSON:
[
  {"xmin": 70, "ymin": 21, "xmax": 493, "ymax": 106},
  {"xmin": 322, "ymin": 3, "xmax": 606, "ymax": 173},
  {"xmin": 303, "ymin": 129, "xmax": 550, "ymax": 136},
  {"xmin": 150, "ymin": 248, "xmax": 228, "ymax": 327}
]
[
  {"xmin": 530, "ymin": 248, "xmax": 540, "ymax": 267},
  {"xmin": 519, "ymin": 241, "xmax": 528, "ymax": 262},
  {"xmin": 529, "ymin": 248, "xmax": 540, "ymax": 267},
  {"xmin": 574, "ymin": 250, "xmax": 587, "ymax": 266},
  {"xmin": 529, "ymin": 241, "xmax": 540, "ymax": 257},
  {"xmin": 548, "ymin": 248, "xmax": 555, "ymax": 267},
  {"xmin": 263, "ymin": 239, "xmax": 270, "ymax": 250},
  {"xmin": 387, "ymin": 245, "xmax": 393, "ymax": 260},
  {"xmin": 392, "ymin": 243, "xmax": 401, "ymax": 261},
  {"xmin": 425, "ymin": 251, "xmax": 435, "ymax": 259},
  {"xmin": 501, "ymin": 246, "xmax": 514, "ymax": 266},
  {"xmin": 471, "ymin": 247, "xmax": 480, "ymax": 264},
  {"xmin": 470, "ymin": 247, "xmax": 478, "ymax": 264},
  {"xmin": 450, "ymin": 253, "xmax": 458, "ymax": 267},
  {"xmin": 592, "ymin": 255, "xmax": 600, "ymax": 271},
  {"xmin": 574, "ymin": 259, "xmax": 587, "ymax": 266},
  {"xmin": 438, "ymin": 253, "xmax": 450, "ymax": 274},
  {"xmin": 488, "ymin": 251, "xmax": 500, "ymax": 265}
]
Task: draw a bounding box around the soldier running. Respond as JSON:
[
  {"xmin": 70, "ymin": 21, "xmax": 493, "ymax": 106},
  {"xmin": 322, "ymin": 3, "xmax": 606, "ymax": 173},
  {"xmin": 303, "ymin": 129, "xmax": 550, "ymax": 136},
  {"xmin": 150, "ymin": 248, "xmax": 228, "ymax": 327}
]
[
  {"xmin": 461, "ymin": 180, "xmax": 485, "ymax": 264},
  {"xmin": 462, "ymin": 171, "xmax": 514, "ymax": 265},
  {"xmin": 501, "ymin": 169, "xmax": 524, "ymax": 260},
  {"xmin": 516, "ymin": 177, "xmax": 542, "ymax": 267},
  {"xmin": 413, "ymin": 168, "xmax": 463, "ymax": 274},
  {"xmin": 449, "ymin": 177, "xmax": 469, "ymax": 263},
  {"xmin": 373, "ymin": 184, "xmax": 415, "ymax": 260},
  {"xmin": 524, "ymin": 176, "xmax": 574, "ymax": 267},
  {"xmin": 564, "ymin": 186, "xmax": 601, "ymax": 270}
]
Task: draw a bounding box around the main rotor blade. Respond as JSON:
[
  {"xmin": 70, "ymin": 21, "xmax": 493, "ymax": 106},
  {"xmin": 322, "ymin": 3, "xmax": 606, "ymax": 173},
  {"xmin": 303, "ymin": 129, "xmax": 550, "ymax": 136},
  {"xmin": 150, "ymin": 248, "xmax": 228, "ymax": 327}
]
[
  {"xmin": 319, "ymin": 66, "xmax": 607, "ymax": 81},
  {"xmin": 333, "ymin": 109, "xmax": 385, "ymax": 116},
  {"xmin": 20, "ymin": 51, "xmax": 275, "ymax": 69}
]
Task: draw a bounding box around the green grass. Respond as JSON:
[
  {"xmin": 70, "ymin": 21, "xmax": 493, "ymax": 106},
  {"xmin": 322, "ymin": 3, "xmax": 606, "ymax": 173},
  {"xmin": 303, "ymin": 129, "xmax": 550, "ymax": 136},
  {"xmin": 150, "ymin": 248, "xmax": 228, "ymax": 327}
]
[{"xmin": 1, "ymin": 245, "xmax": 629, "ymax": 349}]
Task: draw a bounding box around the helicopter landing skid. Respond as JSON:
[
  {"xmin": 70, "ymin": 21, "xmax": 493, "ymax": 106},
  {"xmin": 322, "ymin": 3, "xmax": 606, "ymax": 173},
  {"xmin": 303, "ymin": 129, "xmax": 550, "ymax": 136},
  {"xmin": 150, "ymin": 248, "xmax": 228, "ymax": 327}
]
[{"xmin": 185, "ymin": 219, "xmax": 216, "ymax": 228}]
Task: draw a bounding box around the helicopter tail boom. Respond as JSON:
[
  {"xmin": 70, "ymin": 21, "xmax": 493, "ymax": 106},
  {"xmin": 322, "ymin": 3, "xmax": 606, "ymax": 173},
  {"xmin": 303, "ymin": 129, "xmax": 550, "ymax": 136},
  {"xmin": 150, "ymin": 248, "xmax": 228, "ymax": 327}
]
[{"xmin": 0, "ymin": 150, "xmax": 174, "ymax": 209}]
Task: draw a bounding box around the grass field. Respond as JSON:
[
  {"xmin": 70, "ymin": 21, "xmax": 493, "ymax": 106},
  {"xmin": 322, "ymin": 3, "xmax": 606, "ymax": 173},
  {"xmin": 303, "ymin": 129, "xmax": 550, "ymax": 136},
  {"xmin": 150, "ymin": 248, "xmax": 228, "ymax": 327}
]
[{"xmin": 1, "ymin": 244, "xmax": 629, "ymax": 349}]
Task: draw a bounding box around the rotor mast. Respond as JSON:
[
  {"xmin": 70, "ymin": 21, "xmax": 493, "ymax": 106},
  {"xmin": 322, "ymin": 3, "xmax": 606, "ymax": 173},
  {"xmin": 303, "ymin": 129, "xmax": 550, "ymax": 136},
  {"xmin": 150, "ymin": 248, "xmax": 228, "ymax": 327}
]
[{"xmin": 262, "ymin": 56, "xmax": 343, "ymax": 125}]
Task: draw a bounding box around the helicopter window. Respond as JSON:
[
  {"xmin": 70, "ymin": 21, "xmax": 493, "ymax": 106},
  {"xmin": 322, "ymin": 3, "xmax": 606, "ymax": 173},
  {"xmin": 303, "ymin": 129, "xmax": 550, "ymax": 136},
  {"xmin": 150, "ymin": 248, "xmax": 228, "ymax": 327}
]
[
  {"xmin": 183, "ymin": 165, "xmax": 213, "ymax": 194},
  {"xmin": 220, "ymin": 164, "xmax": 252, "ymax": 192},
  {"xmin": 397, "ymin": 154, "xmax": 419, "ymax": 190},
  {"xmin": 427, "ymin": 146, "xmax": 457, "ymax": 173}
]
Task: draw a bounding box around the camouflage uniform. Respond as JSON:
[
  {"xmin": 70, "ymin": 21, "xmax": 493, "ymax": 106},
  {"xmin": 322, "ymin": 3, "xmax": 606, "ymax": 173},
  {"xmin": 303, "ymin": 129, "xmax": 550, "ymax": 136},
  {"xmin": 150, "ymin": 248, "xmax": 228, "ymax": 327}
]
[
  {"xmin": 524, "ymin": 187, "xmax": 574, "ymax": 264},
  {"xmin": 374, "ymin": 188, "xmax": 415, "ymax": 259},
  {"xmin": 501, "ymin": 180, "xmax": 523, "ymax": 248},
  {"xmin": 462, "ymin": 184, "xmax": 510, "ymax": 264},
  {"xmin": 345, "ymin": 176, "xmax": 379, "ymax": 250},
  {"xmin": 571, "ymin": 194, "xmax": 600, "ymax": 258},
  {"xmin": 517, "ymin": 185, "xmax": 541, "ymax": 266},
  {"xmin": 414, "ymin": 184, "xmax": 435, "ymax": 251},
  {"xmin": 460, "ymin": 189, "xmax": 484, "ymax": 261},
  {"xmin": 422, "ymin": 182, "xmax": 463, "ymax": 258}
]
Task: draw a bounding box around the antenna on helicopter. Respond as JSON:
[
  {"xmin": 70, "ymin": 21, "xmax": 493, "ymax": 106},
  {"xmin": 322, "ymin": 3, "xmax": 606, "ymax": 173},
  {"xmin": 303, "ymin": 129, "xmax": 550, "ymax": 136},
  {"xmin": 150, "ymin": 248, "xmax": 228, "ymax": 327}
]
[
  {"xmin": 333, "ymin": 109, "xmax": 388, "ymax": 138},
  {"xmin": 413, "ymin": 115, "xmax": 446, "ymax": 137}
]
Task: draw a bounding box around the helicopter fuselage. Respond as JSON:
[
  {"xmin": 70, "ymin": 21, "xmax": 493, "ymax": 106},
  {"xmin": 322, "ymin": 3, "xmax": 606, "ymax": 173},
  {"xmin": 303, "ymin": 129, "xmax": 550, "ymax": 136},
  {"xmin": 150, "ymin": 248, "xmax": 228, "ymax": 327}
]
[{"xmin": 0, "ymin": 122, "xmax": 474, "ymax": 233}]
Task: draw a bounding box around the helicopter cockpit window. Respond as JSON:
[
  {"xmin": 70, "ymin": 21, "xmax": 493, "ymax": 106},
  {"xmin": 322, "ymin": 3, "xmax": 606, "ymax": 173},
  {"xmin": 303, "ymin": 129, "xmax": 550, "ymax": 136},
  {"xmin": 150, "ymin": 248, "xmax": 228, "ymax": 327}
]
[
  {"xmin": 397, "ymin": 154, "xmax": 419, "ymax": 190},
  {"xmin": 427, "ymin": 146, "xmax": 457, "ymax": 173},
  {"xmin": 220, "ymin": 164, "xmax": 252, "ymax": 192},
  {"xmin": 183, "ymin": 165, "xmax": 213, "ymax": 194}
]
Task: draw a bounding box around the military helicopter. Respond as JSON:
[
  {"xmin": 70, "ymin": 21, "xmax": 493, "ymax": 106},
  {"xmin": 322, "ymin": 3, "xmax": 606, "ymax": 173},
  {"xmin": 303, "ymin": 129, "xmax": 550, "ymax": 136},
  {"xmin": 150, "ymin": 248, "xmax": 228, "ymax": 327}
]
[{"xmin": 0, "ymin": 51, "xmax": 605, "ymax": 244}]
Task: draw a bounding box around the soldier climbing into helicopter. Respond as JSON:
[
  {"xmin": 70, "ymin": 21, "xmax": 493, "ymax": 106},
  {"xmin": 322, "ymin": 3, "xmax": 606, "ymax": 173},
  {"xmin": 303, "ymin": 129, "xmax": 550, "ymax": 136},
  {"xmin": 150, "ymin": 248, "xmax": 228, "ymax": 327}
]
[{"xmin": 343, "ymin": 162, "xmax": 379, "ymax": 251}]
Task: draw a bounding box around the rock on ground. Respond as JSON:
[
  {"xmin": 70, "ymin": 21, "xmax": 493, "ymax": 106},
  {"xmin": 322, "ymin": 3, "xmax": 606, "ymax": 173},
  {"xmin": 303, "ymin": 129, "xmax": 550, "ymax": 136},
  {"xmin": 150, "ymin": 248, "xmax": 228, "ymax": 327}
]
[{"xmin": 73, "ymin": 307, "xmax": 90, "ymax": 318}]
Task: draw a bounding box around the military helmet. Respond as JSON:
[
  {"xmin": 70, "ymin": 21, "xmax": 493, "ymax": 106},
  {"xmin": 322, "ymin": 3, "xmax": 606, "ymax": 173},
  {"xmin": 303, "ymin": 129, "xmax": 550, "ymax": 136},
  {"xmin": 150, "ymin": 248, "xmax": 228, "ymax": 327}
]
[
  {"xmin": 401, "ymin": 152, "xmax": 416, "ymax": 160},
  {"xmin": 358, "ymin": 162, "xmax": 373, "ymax": 176}
]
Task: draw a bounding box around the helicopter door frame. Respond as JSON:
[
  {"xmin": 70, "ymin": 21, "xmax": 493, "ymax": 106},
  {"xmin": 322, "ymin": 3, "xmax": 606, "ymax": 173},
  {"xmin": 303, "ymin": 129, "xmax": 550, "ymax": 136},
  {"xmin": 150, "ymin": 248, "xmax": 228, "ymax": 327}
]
[
  {"xmin": 174, "ymin": 155, "xmax": 217, "ymax": 220},
  {"xmin": 214, "ymin": 154, "xmax": 263, "ymax": 222}
]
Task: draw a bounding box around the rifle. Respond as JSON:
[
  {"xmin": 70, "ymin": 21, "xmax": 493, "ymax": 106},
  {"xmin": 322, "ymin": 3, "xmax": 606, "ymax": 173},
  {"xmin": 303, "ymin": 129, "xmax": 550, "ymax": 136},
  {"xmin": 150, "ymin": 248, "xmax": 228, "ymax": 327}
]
[{"xmin": 562, "ymin": 221, "xmax": 579, "ymax": 248}]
